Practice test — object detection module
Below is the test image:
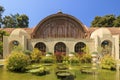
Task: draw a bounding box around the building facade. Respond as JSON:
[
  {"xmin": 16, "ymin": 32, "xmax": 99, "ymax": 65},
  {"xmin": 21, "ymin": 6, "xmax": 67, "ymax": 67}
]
[{"xmin": 2, "ymin": 12, "xmax": 120, "ymax": 60}]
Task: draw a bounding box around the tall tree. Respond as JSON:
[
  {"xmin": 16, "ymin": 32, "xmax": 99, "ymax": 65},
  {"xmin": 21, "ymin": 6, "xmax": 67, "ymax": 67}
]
[
  {"xmin": 0, "ymin": 6, "xmax": 5, "ymax": 28},
  {"xmin": 2, "ymin": 13, "xmax": 29, "ymax": 28},
  {"xmin": 17, "ymin": 14, "xmax": 29, "ymax": 28},
  {"xmin": 113, "ymin": 16, "xmax": 120, "ymax": 27},
  {"xmin": 91, "ymin": 14, "xmax": 120, "ymax": 27}
]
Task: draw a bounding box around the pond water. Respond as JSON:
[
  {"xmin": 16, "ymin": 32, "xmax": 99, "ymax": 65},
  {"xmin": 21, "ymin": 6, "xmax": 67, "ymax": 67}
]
[{"xmin": 0, "ymin": 66, "xmax": 120, "ymax": 80}]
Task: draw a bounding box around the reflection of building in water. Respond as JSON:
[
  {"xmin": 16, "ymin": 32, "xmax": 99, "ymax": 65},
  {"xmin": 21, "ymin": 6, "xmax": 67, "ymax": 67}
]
[{"xmin": 1, "ymin": 12, "xmax": 120, "ymax": 60}]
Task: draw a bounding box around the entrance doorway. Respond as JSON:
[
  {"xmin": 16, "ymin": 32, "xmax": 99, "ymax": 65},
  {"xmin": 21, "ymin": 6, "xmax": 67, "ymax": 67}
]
[
  {"xmin": 54, "ymin": 42, "xmax": 66, "ymax": 62},
  {"xmin": 34, "ymin": 42, "xmax": 46, "ymax": 55},
  {"xmin": 75, "ymin": 42, "xmax": 86, "ymax": 56}
]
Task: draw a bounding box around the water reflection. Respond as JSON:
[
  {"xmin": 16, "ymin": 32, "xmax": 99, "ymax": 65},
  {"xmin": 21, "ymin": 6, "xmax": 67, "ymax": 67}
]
[{"xmin": 0, "ymin": 65, "xmax": 120, "ymax": 80}]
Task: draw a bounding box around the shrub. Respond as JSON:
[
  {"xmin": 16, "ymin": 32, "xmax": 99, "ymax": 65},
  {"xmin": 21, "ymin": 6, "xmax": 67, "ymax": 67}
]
[
  {"xmin": 6, "ymin": 51, "xmax": 30, "ymax": 72},
  {"xmin": 41, "ymin": 56, "xmax": 55, "ymax": 63},
  {"xmin": 24, "ymin": 50, "xmax": 32, "ymax": 56},
  {"xmin": 69, "ymin": 56, "xmax": 79, "ymax": 65},
  {"xmin": 27, "ymin": 65, "xmax": 50, "ymax": 76},
  {"xmin": 100, "ymin": 55, "xmax": 116, "ymax": 70},
  {"xmin": 56, "ymin": 63, "xmax": 69, "ymax": 70},
  {"xmin": 31, "ymin": 48, "xmax": 42, "ymax": 63},
  {"xmin": 79, "ymin": 53, "xmax": 92, "ymax": 63}
]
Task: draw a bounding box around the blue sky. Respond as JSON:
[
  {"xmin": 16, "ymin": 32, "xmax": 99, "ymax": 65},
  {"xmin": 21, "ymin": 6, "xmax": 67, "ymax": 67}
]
[{"xmin": 1, "ymin": 0, "xmax": 120, "ymax": 28}]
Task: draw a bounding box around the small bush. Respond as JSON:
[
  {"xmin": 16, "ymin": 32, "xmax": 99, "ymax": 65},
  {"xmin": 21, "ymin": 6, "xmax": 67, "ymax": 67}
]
[
  {"xmin": 57, "ymin": 63, "xmax": 69, "ymax": 70},
  {"xmin": 24, "ymin": 50, "xmax": 32, "ymax": 56},
  {"xmin": 6, "ymin": 51, "xmax": 30, "ymax": 72},
  {"xmin": 79, "ymin": 53, "xmax": 92, "ymax": 63},
  {"xmin": 27, "ymin": 65, "xmax": 50, "ymax": 76},
  {"xmin": 31, "ymin": 48, "xmax": 42, "ymax": 63},
  {"xmin": 46, "ymin": 52, "xmax": 53, "ymax": 56},
  {"xmin": 100, "ymin": 55, "xmax": 116, "ymax": 70},
  {"xmin": 69, "ymin": 56, "xmax": 79, "ymax": 65},
  {"xmin": 41, "ymin": 56, "xmax": 55, "ymax": 63}
]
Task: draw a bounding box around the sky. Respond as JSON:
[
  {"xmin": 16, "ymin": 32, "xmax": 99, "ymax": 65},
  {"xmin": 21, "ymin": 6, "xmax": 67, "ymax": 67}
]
[{"xmin": 1, "ymin": 0, "xmax": 120, "ymax": 28}]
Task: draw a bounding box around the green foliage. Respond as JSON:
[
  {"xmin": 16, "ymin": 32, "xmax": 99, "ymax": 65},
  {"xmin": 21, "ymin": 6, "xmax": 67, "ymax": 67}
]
[
  {"xmin": 46, "ymin": 52, "xmax": 53, "ymax": 56},
  {"xmin": 24, "ymin": 50, "xmax": 32, "ymax": 56},
  {"xmin": 57, "ymin": 63, "xmax": 69, "ymax": 70},
  {"xmin": 0, "ymin": 30, "xmax": 9, "ymax": 41},
  {"xmin": 2, "ymin": 13, "xmax": 29, "ymax": 28},
  {"xmin": 30, "ymin": 48, "xmax": 42, "ymax": 63},
  {"xmin": 41, "ymin": 56, "xmax": 55, "ymax": 63},
  {"xmin": 27, "ymin": 64, "xmax": 50, "ymax": 76},
  {"xmin": 69, "ymin": 56, "xmax": 79, "ymax": 65},
  {"xmin": 100, "ymin": 55, "xmax": 116, "ymax": 70},
  {"xmin": 0, "ymin": 5, "xmax": 4, "ymax": 14},
  {"xmin": 12, "ymin": 45, "xmax": 23, "ymax": 53},
  {"xmin": 6, "ymin": 51, "xmax": 30, "ymax": 72},
  {"xmin": 79, "ymin": 53, "xmax": 92, "ymax": 63},
  {"xmin": 0, "ymin": 5, "xmax": 5, "ymax": 28},
  {"xmin": 91, "ymin": 14, "xmax": 120, "ymax": 27}
]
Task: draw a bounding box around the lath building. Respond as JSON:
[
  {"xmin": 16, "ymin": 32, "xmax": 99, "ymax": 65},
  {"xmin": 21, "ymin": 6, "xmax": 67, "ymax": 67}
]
[{"xmin": 2, "ymin": 12, "xmax": 120, "ymax": 60}]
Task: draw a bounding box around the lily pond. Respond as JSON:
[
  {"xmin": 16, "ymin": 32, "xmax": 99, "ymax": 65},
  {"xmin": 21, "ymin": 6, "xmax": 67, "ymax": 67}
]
[{"xmin": 0, "ymin": 64, "xmax": 120, "ymax": 80}]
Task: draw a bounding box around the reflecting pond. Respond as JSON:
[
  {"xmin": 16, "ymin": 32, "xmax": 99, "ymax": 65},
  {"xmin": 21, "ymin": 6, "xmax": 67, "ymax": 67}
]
[{"xmin": 0, "ymin": 65, "xmax": 120, "ymax": 80}]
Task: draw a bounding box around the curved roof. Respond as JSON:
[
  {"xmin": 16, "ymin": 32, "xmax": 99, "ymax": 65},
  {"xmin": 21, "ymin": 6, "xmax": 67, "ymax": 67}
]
[
  {"xmin": 90, "ymin": 28, "xmax": 111, "ymax": 39},
  {"xmin": 32, "ymin": 12, "xmax": 88, "ymax": 38},
  {"xmin": 10, "ymin": 29, "xmax": 30, "ymax": 38}
]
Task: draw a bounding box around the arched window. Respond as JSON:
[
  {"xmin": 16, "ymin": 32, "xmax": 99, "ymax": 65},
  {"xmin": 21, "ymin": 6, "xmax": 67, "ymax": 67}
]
[
  {"xmin": 54, "ymin": 42, "xmax": 66, "ymax": 62},
  {"xmin": 12, "ymin": 40, "xmax": 19, "ymax": 46},
  {"xmin": 54, "ymin": 42, "xmax": 66, "ymax": 53},
  {"xmin": 34, "ymin": 42, "xmax": 46, "ymax": 52},
  {"xmin": 75, "ymin": 42, "xmax": 86, "ymax": 54},
  {"xmin": 9, "ymin": 40, "xmax": 20, "ymax": 53},
  {"xmin": 101, "ymin": 40, "xmax": 112, "ymax": 56}
]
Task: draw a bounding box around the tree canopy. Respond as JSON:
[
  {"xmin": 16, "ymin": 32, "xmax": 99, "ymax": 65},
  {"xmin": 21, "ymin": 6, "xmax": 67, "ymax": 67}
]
[
  {"xmin": 91, "ymin": 14, "xmax": 120, "ymax": 27},
  {"xmin": 0, "ymin": 5, "xmax": 29, "ymax": 28},
  {"xmin": 2, "ymin": 13, "xmax": 29, "ymax": 28},
  {"xmin": 0, "ymin": 5, "xmax": 5, "ymax": 28}
]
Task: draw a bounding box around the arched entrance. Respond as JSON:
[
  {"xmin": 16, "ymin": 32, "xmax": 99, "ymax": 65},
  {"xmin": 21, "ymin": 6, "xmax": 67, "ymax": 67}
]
[
  {"xmin": 54, "ymin": 42, "xmax": 66, "ymax": 62},
  {"xmin": 9, "ymin": 40, "xmax": 19, "ymax": 53},
  {"xmin": 101, "ymin": 40, "xmax": 112, "ymax": 56},
  {"xmin": 75, "ymin": 42, "xmax": 86, "ymax": 56},
  {"xmin": 34, "ymin": 42, "xmax": 46, "ymax": 55}
]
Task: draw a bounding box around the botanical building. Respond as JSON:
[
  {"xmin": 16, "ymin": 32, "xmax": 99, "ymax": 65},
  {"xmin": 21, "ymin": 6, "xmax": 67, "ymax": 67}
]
[{"xmin": 1, "ymin": 12, "xmax": 120, "ymax": 60}]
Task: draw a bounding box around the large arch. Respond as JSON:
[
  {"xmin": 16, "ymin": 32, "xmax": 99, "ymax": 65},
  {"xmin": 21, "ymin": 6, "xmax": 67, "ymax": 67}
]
[
  {"xmin": 54, "ymin": 42, "xmax": 66, "ymax": 55},
  {"xmin": 54, "ymin": 42, "xmax": 66, "ymax": 62},
  {"xmin": 34, "ymin": 42, "xmax": 46, "ymax": 55},
  {"xmin": 32, "ymin": 12, "xmax": 88, "ymax": 39},
  {"xmin": 101, "ymin": 40, "xmax": 112, "ymax": 56},
  {"xmin": 74, "ymin": 42, "xmax": 86, "ymax": 55}
]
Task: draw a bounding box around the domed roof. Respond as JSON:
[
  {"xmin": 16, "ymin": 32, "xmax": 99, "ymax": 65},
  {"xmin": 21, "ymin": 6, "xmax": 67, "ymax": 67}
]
[
  {"xmin": 32, "ymin": 12, "xmax": 88, "ymax": 38},
  {"xmin": 10, "ymin": 29, "xmax": 30, "ymax": 38},
  {"xmin": 90, "ymin": 28, "xmax": 111, "ymax": 39}
]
